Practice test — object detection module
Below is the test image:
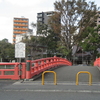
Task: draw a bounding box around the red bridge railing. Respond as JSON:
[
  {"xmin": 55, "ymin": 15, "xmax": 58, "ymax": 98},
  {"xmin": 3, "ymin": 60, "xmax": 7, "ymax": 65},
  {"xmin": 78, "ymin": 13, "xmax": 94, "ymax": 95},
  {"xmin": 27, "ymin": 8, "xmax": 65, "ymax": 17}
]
[
  {"xmin": 26, "ymin": 56, "xmax": 72, "ymax": 79},
  {"xmin": 0, "ymin": 62, "xmax": 26, "ymax": 80},
  {"xmin": 0, "ymin": 56, "xmax": 72, "ymax": 80},
  {"xmin": 94, "ymin": 58, "xmax": 100, "ymax": 67},
  {"xmin": 0, "ymin": 63, "xmax": 20, "ymax": 80}
]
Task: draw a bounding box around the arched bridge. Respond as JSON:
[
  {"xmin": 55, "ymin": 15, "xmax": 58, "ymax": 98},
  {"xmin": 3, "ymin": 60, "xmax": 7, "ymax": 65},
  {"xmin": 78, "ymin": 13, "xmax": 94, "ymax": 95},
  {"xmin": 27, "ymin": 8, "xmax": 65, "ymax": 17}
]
[{"xmin": 0, "ymin": 56, "xmax": 72, "ymax": 80}]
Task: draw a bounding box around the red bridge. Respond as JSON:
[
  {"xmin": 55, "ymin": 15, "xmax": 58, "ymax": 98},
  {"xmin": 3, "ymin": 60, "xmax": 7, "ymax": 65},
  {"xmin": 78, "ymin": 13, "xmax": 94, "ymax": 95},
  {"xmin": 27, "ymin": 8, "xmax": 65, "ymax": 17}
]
[{"xmin": 0, "ymin": 56, "xmax": 72, "ymax": 80}]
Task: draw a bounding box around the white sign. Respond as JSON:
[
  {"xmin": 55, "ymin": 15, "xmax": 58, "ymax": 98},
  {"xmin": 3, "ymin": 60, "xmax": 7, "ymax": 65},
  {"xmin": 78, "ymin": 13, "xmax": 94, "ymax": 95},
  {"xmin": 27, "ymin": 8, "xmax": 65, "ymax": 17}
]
[{"xmin": 15, "ymin": 42, "xmax": 26, "ymax": 58}]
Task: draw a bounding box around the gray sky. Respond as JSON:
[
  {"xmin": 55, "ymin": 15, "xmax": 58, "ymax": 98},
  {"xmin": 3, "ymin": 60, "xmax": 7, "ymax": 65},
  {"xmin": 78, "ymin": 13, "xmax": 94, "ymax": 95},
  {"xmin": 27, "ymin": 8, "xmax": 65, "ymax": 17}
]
[{"xmin": 0, "ymin": 0, "xmax": 100, "ymax": 43}]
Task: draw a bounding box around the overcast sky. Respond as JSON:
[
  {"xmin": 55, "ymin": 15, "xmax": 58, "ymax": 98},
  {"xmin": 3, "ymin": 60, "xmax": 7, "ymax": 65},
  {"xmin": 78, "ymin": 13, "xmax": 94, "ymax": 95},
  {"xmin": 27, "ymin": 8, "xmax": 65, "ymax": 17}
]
[{"xmin": 0, "ymin": 0, "xmax": 100, "ymax": 43}]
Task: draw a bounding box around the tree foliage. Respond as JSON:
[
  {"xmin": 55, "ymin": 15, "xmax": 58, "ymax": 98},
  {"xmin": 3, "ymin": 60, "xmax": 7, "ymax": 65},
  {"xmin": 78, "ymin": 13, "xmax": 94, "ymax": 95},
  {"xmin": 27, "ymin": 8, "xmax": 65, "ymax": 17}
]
[
  {"xmin": 80, "ymin": 26, "xmax": 100, "ymax": 60},
  {"xmin": 49, "ymin": 0, "xmax": 99, "ymax": 58},
  {"xmin": 0, "ymin": 39, "xmax": 15, "ymax": 62},
  {"xmin": 32, "ymin": 21, "xmax": 61, "ymax": 57}
]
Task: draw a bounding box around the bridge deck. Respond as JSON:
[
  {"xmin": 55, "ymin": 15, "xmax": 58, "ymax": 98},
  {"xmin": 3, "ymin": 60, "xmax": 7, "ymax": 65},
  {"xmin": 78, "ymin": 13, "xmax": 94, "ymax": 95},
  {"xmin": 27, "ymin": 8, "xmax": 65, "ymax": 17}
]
[{"xmin": 34, "ymin": 65, "xmax": 100, "ymax": 82}]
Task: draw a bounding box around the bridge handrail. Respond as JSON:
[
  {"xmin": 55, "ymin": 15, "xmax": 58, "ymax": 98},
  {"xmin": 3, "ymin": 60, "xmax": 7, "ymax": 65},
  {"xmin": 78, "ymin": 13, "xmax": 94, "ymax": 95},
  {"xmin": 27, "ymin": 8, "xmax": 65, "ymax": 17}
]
[
  {"xmin": 0, "ymin": 62, "xmax": 26, "ymax": 80},
  {"xmin": 0, "ymin": 62, "xmax": 20, "ymax": 80},
  {"xmin": 0, "ymin": 57, "xmax": 72, "ymax": 80},
  {"xmin": 0, "ymin": 62, "xmax": 20, "ymax": 65},
  {"xmin": 31, "ymin": 57, "xmax": 72, "ymax": 64},
  {"xmin": 29, "ymin": 56, "xmax": 72, "ymax": 78},
  {"xmin": 94, "ymin": 58, "xmax": 100, "ymax": 67}
]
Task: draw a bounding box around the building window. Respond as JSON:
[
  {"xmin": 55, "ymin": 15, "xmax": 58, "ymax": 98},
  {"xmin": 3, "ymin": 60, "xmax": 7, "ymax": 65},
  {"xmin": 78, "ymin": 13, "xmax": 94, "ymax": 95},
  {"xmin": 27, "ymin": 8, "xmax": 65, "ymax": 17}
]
[
  {"xmin": 14, "ymin": 18, "xmax": 20, "ymax": 20},
  {"xmin": 22, "ymin": 23, "xmax": 28, "ymax": 25},
  {"xmin": 14, "ymin": 26, "xmax": 20, "ymax": 28},
  {"xmin": 46, "ymin": 12, "xmax": 53, "ymax": 16},
  {"xmin": 38, "ymin": 18, "xmax": 42, "ymax": 21},
  {"xmin": 21, "ymin": 19, "xmax": 28, "ymax": 21},
  {"xmin": 38, "ymin": 13, "xmax": 43, "ymax": 17},
  {"xmin": 14, "ymin": 30, "xmax": 18, "ymax": 31}
]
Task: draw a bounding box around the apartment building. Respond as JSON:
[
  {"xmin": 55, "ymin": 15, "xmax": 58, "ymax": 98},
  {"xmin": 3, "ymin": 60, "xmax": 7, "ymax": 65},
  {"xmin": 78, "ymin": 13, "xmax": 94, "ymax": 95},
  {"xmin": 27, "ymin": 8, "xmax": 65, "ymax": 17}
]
[
  {"xmin": 37, "ymin": 11, "xmax": 54, "ymax": 34},
  {"xmin": 37, "ymin": 11, "xmax": 54, "ymax": 24},
  {"xmin": 13, "ymin": 17, "xmax": 29, "ymax": 44},
  {"xmin": 16, "ymin": 29, "xmax": 33, "ymax": 43}
]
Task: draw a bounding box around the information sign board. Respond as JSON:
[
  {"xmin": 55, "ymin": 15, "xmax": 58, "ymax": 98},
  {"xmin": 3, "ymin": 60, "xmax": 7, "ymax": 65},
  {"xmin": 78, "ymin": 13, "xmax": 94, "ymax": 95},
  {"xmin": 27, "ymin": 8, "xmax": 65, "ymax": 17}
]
[{"xmin": 15, "ymin": 42, "xmax": 25, "ymax": 58}]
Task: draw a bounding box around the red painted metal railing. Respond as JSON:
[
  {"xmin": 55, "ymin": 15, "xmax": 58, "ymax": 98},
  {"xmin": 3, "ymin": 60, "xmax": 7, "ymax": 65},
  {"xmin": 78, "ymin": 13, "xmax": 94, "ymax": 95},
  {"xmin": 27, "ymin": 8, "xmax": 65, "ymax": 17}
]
[
  {"xmin": 26, "ymin": 56, "xmax": 72, "ymax": 79},
  {"xmin": 0, "ymin": 63, "xmax": 20, "ymax": 80},
  {"xmin": 0, "ymin": 63, "xmax": 26, "ymax": 80},
  {"xmin": 0, "ymin": 56, "xmax": 72, "ymax": 80},
  {"xmin": 94, "ymin": 58, "xmax": 100, "ymax": 67}
]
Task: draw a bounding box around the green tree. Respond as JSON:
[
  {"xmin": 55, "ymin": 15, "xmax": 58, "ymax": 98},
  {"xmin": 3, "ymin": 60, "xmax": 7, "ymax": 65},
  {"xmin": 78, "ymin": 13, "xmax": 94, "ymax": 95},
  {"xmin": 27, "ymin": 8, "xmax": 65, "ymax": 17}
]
[
  {"xmin": 34, "ymin": 21, "xmax": 60, "ymax": 57},
  {"xmin": 80, "ymin": 26, "xmax": 100, "ymax": 60},
  {"xmin": 49, "ymin": 0, "xmax": 99, "ymax": 59},
  {"xmin": 0, "ymin": 39, "xmax": 15, "ymax": 62}
]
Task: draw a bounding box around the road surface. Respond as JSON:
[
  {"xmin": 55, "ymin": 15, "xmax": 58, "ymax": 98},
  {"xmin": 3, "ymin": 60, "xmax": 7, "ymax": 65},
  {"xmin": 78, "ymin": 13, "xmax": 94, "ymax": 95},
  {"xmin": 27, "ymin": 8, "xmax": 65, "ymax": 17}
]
[{"xmin": 0, "ymin": 65, "xmax": 100, "ymax": 100}]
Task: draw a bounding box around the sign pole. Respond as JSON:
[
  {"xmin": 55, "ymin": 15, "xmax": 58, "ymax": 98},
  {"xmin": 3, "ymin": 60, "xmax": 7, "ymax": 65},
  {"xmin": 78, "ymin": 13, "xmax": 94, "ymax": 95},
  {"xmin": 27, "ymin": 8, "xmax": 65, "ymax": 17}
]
[
  {"xmin": 19, "ymin": 58, "xmax": 21, "ymax": 79},
  {"xmin": 15, "ymin": 42, "xmax": 26, "ymax": 79}
]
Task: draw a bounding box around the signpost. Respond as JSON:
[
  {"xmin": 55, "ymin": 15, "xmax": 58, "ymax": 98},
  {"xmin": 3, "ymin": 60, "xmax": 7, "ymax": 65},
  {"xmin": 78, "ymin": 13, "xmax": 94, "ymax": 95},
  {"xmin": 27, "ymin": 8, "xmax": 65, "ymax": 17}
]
[
  {"xmin": 15, "ymin": 42, "xmax": 26, "ymax": 58},
  {"xmin": 15, "ymin": 42, "xmax": 26, "ymax": 77}
]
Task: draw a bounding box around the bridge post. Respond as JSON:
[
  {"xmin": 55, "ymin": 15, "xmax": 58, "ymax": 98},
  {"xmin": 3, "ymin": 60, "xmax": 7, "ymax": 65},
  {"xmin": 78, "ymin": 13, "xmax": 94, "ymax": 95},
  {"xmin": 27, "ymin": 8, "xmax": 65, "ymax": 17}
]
[{"xmin": 26, "ymin": 54, "xmax": 31, "ymax": 80}]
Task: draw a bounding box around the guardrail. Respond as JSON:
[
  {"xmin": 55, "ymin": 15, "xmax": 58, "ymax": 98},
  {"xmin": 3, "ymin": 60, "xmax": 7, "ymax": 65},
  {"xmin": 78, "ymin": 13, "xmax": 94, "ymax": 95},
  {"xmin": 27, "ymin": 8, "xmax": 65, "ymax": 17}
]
[{"xmin": 94, "ymin": 58, "xmax": 100, "ymax": 67}]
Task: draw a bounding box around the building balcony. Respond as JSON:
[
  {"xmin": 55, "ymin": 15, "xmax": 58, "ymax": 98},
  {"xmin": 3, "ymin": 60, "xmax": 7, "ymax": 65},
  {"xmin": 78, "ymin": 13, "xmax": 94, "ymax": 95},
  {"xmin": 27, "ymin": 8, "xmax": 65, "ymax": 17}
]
[
  {"xmin": 13, "ymin": 38, "xmax": 16, "ymax": 41},
  {"xmin": 14, "ymin": 24, "xmax": 28, "ymax": 27},
  {"xmin": 13, "ymin": 35, "xmax": 16, "ymax": 37},
  {"xmin": 13, "ymin": 28, "xmax": 28, "ymax": 30},
  {"xmin": 13, "ymin": 31, "xmax": 27, "ymax": 34},
  {"xmin": 14, "ymin": 20, "xmax": 28, "ymax": 23}
]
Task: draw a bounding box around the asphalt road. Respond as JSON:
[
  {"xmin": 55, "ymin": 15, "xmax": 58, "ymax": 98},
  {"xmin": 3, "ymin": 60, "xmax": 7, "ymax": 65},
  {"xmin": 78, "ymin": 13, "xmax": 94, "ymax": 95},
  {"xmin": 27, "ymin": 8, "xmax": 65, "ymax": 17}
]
[
  {"xmin": 0, "ymin": 91, "xmax": 100, "ymax": 100},
  {"xmin": 0, "ymin": 80, "xmax": 17, "ymax": 88}
]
